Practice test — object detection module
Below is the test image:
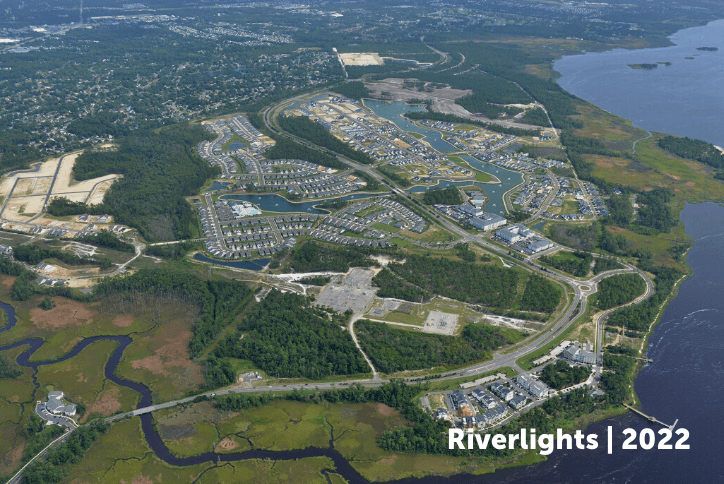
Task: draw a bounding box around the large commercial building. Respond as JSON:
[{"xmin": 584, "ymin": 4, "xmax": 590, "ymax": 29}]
[
  {"xmin": 469, "ymin": 213, "xmax": 507, "ymax": 231},
  {"xmin": 496, "ymin": 223, "xmax": 535, "ymax": 244}
]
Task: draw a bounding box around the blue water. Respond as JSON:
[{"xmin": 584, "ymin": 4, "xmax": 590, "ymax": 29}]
[
  {"xmin": 228, "ymin": 141, "xmax": 246, "ymax": 150},
  {"xmin": 360, "ymin": 100, "xmax": 523, "ymax": 216},
  {"xmin": 193, "ymin": 253, "xmax": 269, "ymax": 270},
  {"xmin": 207, "ymin": 181, "xmax": 231, "ymax": 191},
  {"xmin": 555, "ymin": 19, "xmax": 724, "ymax": 147},
  {"xmin": 221, "ymin": 192, "xmax": 388, "ymax": 214},
  {"xmin": 363, "ymin": 99, "xmax": 458, "ymax": 152}
]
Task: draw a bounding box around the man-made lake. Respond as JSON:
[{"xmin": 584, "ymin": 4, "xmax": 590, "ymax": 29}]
[
  {"xmin": 555, "ymin": 19, "xmax": 724, "ymax": 147},
  {"xmin": 362, "ymin": 100, "xmax": 523, "ymax": 216}
]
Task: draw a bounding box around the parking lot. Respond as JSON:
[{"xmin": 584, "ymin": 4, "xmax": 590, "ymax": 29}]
[{"xmin": 315, "ymin": 268, "xmax": 376, "ymax": 313}]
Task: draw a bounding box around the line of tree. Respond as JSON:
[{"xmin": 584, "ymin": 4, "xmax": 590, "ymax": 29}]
[
  {"xmin": 145, "ymin": 241, "xmax": 200, "ymax": 260},
  {"xmin": 356, "ymin": 319, "xmax": 526, "ymax": 373},
  {"xmin": 278, "ymin": 114, "xmax": 375, "ymax": 165},
  {"xmin": 376, "ymin": 165, "xmax": 412, "ymax": 188},
  {"xmin": 22, "ymin": 422, "xmax": 110, "ymax": 484},
  {"xmin": 46, "ymin": 197, "xmax": 105, "ymax": 217},
  {"xmin": 93, "ymin": 269, "xmax": 253, "ymax": 357},
  {"xmin": 519, "ymin": 274, "xmax": 561, "ymax": 314},
  {"xmin": 13, "ymin": 244, "xmax": 111, "ymax": 269},
  {"xmin": 387, "ymin": 254, "xmax": 519, "ymax": 308},
  {"xmin": 213, "ymin": 290, "xmax": 369, "ymax": 383},
  {"xmin": 75, "ymin": 230, "xmax": 134, "ymax": 253},
  {"xmin": 298, "ymin": 275, "xmax": 331, "ymax": 286},
  {"xmin": 263, "ymin": 135, "xmax": 348, "ymax": 170},
  {"xmin": 421, "ymin": 186, "xmax": 463, "ymax": 205},
  {"xmin": 353, "ymin": 170, "xmax": 381, "ymax": 191}
]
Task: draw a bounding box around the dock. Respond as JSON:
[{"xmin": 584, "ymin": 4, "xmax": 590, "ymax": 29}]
[{"xmin": 624, "ymin": 403, "xmax": 678, "ymax": 430}]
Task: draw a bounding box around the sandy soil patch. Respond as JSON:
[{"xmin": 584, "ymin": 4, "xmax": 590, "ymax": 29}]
[
  {"xmin": 132, "ymin": 355, "xmax": 168, "ymax": 376},
  {"xmin": 81, "ymin": 387, "xmax": 122, "ymax": 422},
  {"xmin": 215, "ymin": 438, "xmax": 239, "ymax": 452},
  {"xmin": 338, "ymin": 52, "xmax": 384, "ymax": 66},
  {"xmin": 30, "ymin": 298, "xmax": 98, "ymax": 328},
  {"xmin": 376, "ymin": 403, "xmax": 395, "ymax": 417},
  {"xmin": 129, "ymin": 476, "xmax": 154, "ymax": 484},
  {"xmin": 1, "ymin": 275, "xmax": 16, "ymax": 289},
  {"xmin": 685, "ymin": 181, "xmax": 696, "ymax": 186},
  {"xmin": 598, "ymin": 162, "xmax": 613, "ymax": 168},
  {"xmin": 378, "ymin": 456, "xmax": 397, "ymax": 466},
  {"xmin": 112, "ymin": 314, "xmax": 134, "ymax": 327},
  {"xmin": 131, "ymin": 328, "xmax": 195, "ymax": 376}
]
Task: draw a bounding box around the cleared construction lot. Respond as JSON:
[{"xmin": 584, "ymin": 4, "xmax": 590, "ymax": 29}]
[
  {"xmin": 315, "ymin": 268, "xmax": 376, "ymax": 313},
  {"xmin": 0, "ymin": 152, "xmax": 120, "ymax": 232}
]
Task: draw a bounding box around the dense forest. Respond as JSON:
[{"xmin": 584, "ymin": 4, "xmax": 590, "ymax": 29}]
[
  {"xmin": 635, "ymin": 188, "xmax": 676, "ymax": 232},
  {"xmin": 596, "ymin": 273, "xmax": 647, "ymax": 310},
  {"xmin": 538, "ymin": 360, "xmax": 590, "ymax": 390},
  {"xmin": 330, "ymin": 81, "xmax": 371, "ymax": 101},
  {"xmin": 46, "ymin": 197, "xmax": 106, "ymax": 217},
  {"xmin": 387, "ymin": 255, "xmax": 519, "ymax": 308},
  {"xmin": 520, "ymin": 107, "xmax": 550, "ymax": 127},
  {"xmin": 607, "ymin": 266, "xmax": 682, "ymax": 331},
  {"xmin": 214, "ymin": 290, "xmax": 369, "ymax": 380},
  {"xmin": 356, "ymin": 319, "xmax": 525, "ymax": 373},
  {"xmin": 278, "ymin": 114, "xmax": 375, "ymax": 165},
  {"xmin": 592, "ymin": 257, "xmax": 624, "ymax": 275},
  {"xmin": 658, "ymin": 135, "xmax": 724, "ymax": 172},
  {"xmin": 263, "ymin": 135, "xmax": 347, "ymax": 170},
  {"xmin": 421, "ymin": 186, "xmax": 463, "ymax": 205},
  {"xmin": 286, "ymin": 241, "xmax": 377, "ymax": 272},
  {"xmin": 547, "ymin": 223, "xmax": 598, "ymax": 251},
  {"xmin": 539, "ymin": 251, "xmax": 593, "ymax": 277},
  {"xmin": 376, "ymin": 165, "xmax": 412, "ymax": 188},
  {"xmin": 371, "ymin": 267, "xmax": 431, "ymax": 302},
  {"xmin": 519, "ymin": 275, "xmax": 561, "ymax": 314},
  {"xmin": 67, "ymin": 112, "xmax": 130, "ymax": 139},
  {"xmin": 93, "ymin": 269, "xmax": 253, "ymax": 357},
  {"xmin": 75, "ymin": 230, "xmax": 134, "ymax": 253},
  {"xmin": 22, "ymin": 422, "xmax": 110, "ymax": 484},
  {"xmin": 353, "ymin": 170, "xmax": 381, "ymax": 191},
  {"xmin": 71, "ymin": 123, "xmax": 217, "ymax": 241},
  {"xmin": 13, "ymin": 244, "xmax": 111, "ymax": 270}
]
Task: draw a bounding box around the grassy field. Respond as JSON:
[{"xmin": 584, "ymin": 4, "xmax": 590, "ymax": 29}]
[
  {"xmin": 0, "ymin": 344, "xmax": 36, "ymax": 477},
  {"xmin": 221, "ymin": 133, "xmax": 250, "ymax": 150},
  {"xmin": 399, "ymin": 225, "xmax": 456, "ymax": 243}
]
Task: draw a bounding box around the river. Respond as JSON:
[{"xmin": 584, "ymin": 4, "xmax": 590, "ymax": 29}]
[
  {"xmin": 555, "ymin": 19, "xmax": 724, "ymax": 147},
  {"xmin": 3, "ymin": 203, "xmax": 720, "ymax": 481}
]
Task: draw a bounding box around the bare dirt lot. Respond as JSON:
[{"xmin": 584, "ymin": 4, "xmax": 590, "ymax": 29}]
[{"xmin": 364, "ymin": 78, "xmax": 543, "ymax": 131}]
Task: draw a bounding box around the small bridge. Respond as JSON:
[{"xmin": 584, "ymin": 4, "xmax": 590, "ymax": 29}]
[{"xmin": 624, "ymin": 403, "xmax": 678, "ymax": 430}]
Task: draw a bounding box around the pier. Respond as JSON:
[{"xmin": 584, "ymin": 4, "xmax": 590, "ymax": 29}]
[{"xmin": 624, "ymin": 404, "xmax": 678, "ymax": 430}]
